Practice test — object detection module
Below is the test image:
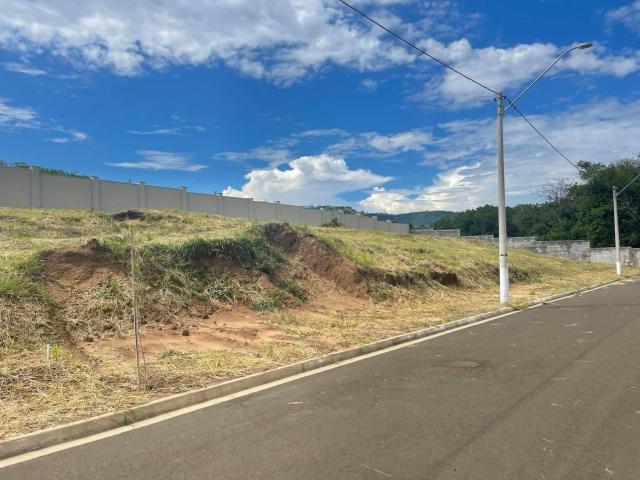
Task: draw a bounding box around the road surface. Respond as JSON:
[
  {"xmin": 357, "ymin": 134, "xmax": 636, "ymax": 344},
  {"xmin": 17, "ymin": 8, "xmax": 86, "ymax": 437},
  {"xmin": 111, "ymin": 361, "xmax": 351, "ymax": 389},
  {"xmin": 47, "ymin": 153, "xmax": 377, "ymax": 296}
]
[{"xmin": 2, "ymin": 279, "xmax": 639, "ymax": 479}]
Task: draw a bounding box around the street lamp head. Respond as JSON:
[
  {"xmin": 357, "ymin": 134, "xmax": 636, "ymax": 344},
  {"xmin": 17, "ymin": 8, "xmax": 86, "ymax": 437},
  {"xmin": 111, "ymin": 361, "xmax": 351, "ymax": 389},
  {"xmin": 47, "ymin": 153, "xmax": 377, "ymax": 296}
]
[{"xmin": 578, "ymin": 42, "xmax": 593, "ymax": 49}]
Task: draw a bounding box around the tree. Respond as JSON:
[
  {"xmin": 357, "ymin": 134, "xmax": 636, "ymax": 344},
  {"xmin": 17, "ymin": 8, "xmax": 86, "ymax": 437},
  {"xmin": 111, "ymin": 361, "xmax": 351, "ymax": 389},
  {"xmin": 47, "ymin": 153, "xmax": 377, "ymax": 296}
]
[{"xmin": 432, "ymin": 156, "xmax": 640, "ymax": 247}]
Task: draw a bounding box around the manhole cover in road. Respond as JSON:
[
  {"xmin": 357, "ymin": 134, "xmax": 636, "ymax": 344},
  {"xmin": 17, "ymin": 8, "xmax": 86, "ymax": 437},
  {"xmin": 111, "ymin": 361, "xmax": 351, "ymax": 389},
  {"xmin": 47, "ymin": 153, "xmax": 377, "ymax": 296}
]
[{"xmin": 448, "ymin": 360, "xmax": 480, "ymax": 368}]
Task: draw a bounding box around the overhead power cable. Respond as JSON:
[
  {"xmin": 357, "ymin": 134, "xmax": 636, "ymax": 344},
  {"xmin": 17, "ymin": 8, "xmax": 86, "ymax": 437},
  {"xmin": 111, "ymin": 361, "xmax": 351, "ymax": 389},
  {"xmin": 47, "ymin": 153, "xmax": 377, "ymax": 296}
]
[
  {"xmin": 337, "ymin": 0, "xmax": 581, "ymax": 174},
  {"xmin": 617, "ymin": 172, "xmax": 640, "ymax": 195},
  {"xmin": 505, "ymin": 97, "xmax": 580, "ymax": 172},
  {"xmin": 336, "ymin": 0, "xmax": 501, "ymax": 97}
]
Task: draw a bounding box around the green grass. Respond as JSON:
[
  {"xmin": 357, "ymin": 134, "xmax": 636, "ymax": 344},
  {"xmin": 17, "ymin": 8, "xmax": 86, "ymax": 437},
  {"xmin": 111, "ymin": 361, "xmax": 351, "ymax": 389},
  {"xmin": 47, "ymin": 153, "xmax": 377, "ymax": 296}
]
[
  {"xmin": 277, "ymin": 278, "xmax": 309, "ymax": 301},
  {"xmin": 309, "ymin": 227, "xmax": 611, "ymax": 290},
  {"xmin": 0, "ymin": 206, "xmax": 634, "ymax": 440},
  {"xmin": 0, "ymin": 255, "xmax": 48, "ymax": 301}
]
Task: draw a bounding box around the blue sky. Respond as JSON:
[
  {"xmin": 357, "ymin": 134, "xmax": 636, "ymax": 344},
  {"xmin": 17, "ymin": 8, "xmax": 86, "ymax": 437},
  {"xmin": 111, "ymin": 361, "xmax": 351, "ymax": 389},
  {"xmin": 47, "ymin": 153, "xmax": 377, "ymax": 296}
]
[{"xmin": 0, "ymin": 0, "xmax": 639, "ymax": 213}]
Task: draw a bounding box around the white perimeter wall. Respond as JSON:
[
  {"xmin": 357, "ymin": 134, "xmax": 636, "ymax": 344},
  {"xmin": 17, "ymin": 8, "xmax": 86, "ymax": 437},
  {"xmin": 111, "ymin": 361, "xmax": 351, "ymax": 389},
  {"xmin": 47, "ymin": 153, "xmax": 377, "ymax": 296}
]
[{"xmin": 0, "ymin": 166, "xmax": 409, "ymax": 234}]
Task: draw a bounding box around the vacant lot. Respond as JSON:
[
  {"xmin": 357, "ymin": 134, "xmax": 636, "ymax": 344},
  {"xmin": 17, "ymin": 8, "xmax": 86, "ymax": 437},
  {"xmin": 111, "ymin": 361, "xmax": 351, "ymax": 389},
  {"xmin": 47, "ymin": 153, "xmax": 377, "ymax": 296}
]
[{"xmin": 0, "ymin": 207, "xmax": 628, "ymax": 439}]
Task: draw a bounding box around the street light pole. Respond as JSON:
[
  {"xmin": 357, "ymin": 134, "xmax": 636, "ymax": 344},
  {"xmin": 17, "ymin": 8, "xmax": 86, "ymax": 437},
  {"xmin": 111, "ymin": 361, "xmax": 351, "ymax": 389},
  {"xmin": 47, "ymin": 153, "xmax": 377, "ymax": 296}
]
[
  {"xmin": 612, "ymin": 171, "xmax": 640, "ymax": 276},
  {"xmin": 334, "ymin": 2, "xmax": 594, "ymax": 304},
  {"xmin": 497, "ymin": 42, "xmax": 593, "ymax": 304},
  {"xmin": 613, "ymin": 186, "xmax": 622, "ymax": 276},
  {"xmin": 496, "ymin": 94, "xmax": 509, "ymax": 303}
]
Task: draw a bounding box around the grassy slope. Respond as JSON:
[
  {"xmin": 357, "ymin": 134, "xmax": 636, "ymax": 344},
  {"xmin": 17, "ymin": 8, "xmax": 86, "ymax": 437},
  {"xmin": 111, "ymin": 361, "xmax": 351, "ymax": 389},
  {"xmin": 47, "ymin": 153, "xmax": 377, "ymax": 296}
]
[{"xmin": 0, "ymin": 207, "xmax": 629, "ymax": 439}]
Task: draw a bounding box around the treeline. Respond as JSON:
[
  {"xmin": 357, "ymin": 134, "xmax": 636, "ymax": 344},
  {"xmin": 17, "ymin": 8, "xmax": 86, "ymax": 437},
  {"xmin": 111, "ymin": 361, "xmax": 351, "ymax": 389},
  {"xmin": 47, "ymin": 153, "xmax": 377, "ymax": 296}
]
[
  {"xmin": 0, "ymin": 160, "xmax": 87, "ymax": 178},
  {"xmin": 432, "ymin": 158, "xmax": 640, "ymax": 248}
]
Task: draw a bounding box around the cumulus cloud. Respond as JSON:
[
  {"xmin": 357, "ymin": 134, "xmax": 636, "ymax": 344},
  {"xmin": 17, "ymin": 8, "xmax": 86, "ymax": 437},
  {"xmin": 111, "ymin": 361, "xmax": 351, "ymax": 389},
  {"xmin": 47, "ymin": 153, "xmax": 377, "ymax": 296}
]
[
  {"xmin": 414, "ymin": 39, "xmax": 640, "ymax": 106},
  {"xmin": 107, "ymin": 150, "xmax": 207, "ymax": 172},
  {"xmin": 360, "ymin": 97, "xmax": 640, "ymax": 213},
  {"xmin": 223, "ymin": 154, "xmax": 391, "ymax": 204},
  {"xmin": 1, "ymin": 0, "xmax": 634, "ymax": 103},
  {"xmin": 0, "ymin": 0, "xmax": 415, "ymax": 82}
]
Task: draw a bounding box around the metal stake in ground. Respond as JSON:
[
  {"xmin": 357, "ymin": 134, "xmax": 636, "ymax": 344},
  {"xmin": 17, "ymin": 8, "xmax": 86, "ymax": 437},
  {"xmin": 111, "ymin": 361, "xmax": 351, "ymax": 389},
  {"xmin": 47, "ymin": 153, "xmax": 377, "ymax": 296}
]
[{"xmin": 129, "ymin": 229, "xmax": 147, "ymax": 389}]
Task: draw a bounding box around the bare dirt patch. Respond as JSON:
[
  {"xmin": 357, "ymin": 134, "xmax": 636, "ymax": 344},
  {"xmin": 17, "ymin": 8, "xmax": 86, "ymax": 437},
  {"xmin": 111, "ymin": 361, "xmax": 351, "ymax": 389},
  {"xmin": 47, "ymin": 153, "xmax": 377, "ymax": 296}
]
[
  {"xmin": 262, "ymin": 223, "xmax": 365, "ymax": 295},
  {"xmin": 40, "ymin": 239, "xmax": 121, "ymax": 302},
  {"xmin": 0, "ymin": 210, "xmax": 623, "ymax": 440}
]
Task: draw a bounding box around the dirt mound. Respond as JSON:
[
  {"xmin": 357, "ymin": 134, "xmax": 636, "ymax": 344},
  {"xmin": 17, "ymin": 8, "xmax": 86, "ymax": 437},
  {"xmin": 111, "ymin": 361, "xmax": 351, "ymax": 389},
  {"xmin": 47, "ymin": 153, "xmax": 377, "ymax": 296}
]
[
  {"xmin": 262, "ymin": 223, "xmax": 365, "ymax": 295},
  {"xmin": 41, "ymin": 239, "xmax": 122, "ymax": 302},
  {"xmin": 429, "ymin": 270, "xmax": 459, "ymax": 286},
  {"xmin": 111, "ymin": 210, "xmax": 145, "ymax": 221}
]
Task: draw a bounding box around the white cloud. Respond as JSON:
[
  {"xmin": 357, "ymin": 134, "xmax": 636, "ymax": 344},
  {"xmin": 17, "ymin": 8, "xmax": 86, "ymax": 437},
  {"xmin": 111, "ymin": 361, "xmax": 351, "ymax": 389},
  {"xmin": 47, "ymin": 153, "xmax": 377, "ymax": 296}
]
[
  {"xmin": 0, "ymin": 98, "xmax": 38, "ymax": 127},
  {"xmin": 216, "ymin": 147, "xmax": 293, "ymax": 167},
  {"xmin": 295, "ymin": 128, "xmax": 348, "ymax": 138},
  {"xmin": 216, "ymin": 127, "xmax": 431, "ymax": 168},
  {"xmin": 360, "ymin": 97, "xmax": 640, "ymax": 213},
  {"xmin": 128, "ymin": 128, "xmax": 182, "ymax": 136},
  {"xmin": 0, "ymin": 98, "xmax": 88, "ymax": 142},
  {"xmin": 223, "ymin": 154, "xmax": 391, "ymax": 204},
  {"xmin": 0, "ymin": 0, "xmax": 415, "ymax": 83},
  {"xmin": 327, "ymin": 129, "xmax": 432, "ymax": 157},
  {"xmin": 360, "ymin": 78, "xmax": 378, "ymax": 91},
  {"xmin": 3, "ymin": 61, "xmax": 46, "ymax": 76},
  {"xmin": 0, "ymin": 1, "xmax": 636, "ymax": 103},
  {"xmin": 414, "ymin": 39, "xmax": 640, "ymax": 106},
  {"xmin": 107, "ymin": 150, "xmax": 207, "ymax": 171},
  {"xmin": 128, "ymin": 119, "xmax": 206, "ymax": 136},
  {"xmin": 48, "ymin": 129, "xmax": 88, "ymax": 143},
  {"xmin": 368, "ymin": 130, "xmax": 432, "ymax": 152},
  {"xmin": 606, "ymin": 1, "xmax": 640, "ymax": 34}
]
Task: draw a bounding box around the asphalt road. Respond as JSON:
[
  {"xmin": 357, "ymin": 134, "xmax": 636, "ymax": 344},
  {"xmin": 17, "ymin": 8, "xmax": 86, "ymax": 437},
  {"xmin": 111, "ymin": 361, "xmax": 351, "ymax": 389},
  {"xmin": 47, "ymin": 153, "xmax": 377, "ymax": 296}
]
[{"xmin": 3, "ymin": 280, "xmax": 640, "ymax": 479}]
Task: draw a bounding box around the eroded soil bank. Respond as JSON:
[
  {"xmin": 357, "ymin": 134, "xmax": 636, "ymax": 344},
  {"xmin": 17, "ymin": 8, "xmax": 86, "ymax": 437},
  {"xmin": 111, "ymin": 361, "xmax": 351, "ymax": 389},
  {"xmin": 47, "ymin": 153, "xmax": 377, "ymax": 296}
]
[{"xmin": 0, "ymin": 208, "xmax": 623, "ymax": 439}]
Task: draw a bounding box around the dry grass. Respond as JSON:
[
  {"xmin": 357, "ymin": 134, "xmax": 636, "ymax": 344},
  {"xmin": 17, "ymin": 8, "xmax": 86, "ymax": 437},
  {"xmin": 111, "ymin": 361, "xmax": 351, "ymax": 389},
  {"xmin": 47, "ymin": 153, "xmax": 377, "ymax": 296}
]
[{"xmin": 0, "ymin": 207, "xmax": 634, "ymax": 439}]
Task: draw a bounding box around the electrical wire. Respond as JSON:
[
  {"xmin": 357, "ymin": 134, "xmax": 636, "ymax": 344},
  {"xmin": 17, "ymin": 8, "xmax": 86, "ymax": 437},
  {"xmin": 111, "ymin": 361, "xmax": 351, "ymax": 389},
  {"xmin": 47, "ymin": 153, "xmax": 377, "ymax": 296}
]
[
  {"xmin": 505, "ymin": 97, "xmax": 580, "ymax": 171},
  {"xmin": 336, "ymin": 0, "xmax": 501, "ymax": 97},
  {"xmin": 337, "ymin": 1, "xmax": 586, "ymax": 177},
  {"xmin": 617, "ymin": 172, "xmax": 640, "ymax": 195}
]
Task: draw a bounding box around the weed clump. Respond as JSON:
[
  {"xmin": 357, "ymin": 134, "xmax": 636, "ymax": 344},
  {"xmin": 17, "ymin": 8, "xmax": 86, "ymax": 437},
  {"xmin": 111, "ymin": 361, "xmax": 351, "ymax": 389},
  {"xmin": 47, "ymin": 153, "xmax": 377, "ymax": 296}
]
[
  {"xmin": 277, "ymin": 278, "xmax": 309, "ymax": 302},
  {"xmin": 321, "ymin": 217, "xmax": 344, "ymax": 228}
]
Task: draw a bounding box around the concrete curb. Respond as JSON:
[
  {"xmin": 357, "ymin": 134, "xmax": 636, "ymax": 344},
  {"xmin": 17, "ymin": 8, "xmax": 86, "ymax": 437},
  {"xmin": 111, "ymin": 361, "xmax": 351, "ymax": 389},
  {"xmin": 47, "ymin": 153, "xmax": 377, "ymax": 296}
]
[{"xmin": 0, "ymin": 277, "xmax": 624, "ymax": 460}]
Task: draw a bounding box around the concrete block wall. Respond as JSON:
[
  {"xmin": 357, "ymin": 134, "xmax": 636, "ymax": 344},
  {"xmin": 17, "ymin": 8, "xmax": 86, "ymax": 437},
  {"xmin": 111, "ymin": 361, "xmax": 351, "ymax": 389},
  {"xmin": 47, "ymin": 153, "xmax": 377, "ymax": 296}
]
[
  {"xmin": 413, "ymin": 229, "xmax": 461, "ymax": 237},
  {"xmin": 521, "ymin": 240, "xmax": 591, "ymax": 261},
  {"xmin": 590, "ymin": 247, "xmax": 640, "ymax": 266},
  {"xmin": 464, "ymin": 235, "xmax": 494, "ymax": 242},
  {"xmin": 410, "ymin": 224, "xmax": 635, "ymax": 265},
  {"xmin": 504, "ymin": 236, "xmax": 538, "ymax": 248},
  {"xmin": 0, "ymin": 165, "xmax": 410, "ymax": 234}
]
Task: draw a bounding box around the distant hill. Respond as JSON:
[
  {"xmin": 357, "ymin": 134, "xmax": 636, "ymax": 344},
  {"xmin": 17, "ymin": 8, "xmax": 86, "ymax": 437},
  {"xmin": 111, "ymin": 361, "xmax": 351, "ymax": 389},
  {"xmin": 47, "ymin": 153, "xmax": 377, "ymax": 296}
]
[
  {"xmin": 310, "ymin": 206, "xmax": 455, "ymax": 228},
  {"xmin": 374, "ymin": 211, "xmax": 455, "ymax": 228}
]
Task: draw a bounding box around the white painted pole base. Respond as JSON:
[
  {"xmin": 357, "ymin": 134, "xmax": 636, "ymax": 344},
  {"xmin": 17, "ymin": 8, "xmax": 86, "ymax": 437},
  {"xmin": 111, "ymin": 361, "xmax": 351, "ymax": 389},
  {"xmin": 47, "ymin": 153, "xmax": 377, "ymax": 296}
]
[
  {"xmin": 616, "ymin": 261, "xmax": 622, "ymax": 276},
  {"xmin": 499, "ymin": 262, "xmax": 509, "ymax": 304}
]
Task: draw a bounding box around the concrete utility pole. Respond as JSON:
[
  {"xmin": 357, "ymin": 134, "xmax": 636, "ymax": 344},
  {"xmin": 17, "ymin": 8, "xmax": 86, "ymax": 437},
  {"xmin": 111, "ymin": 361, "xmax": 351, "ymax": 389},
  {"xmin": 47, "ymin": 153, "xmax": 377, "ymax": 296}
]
[
  {"xmin": 336, "ymin": 0, "xmax": 593, "ymax": 305},
  {"xmin": 613, "ymin": 186, "xmax": 622, "ymax": 276},
  {"xmin": 496, "ymin": 94, "xmax": 509, "ymax": 303},
  {"xmin": 612, "ymin": 171, "xmax": 640, "ymax": 276},
  {"xmin": 498, "ymin": 42, "xmax": 593, "ymax": 303}
]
